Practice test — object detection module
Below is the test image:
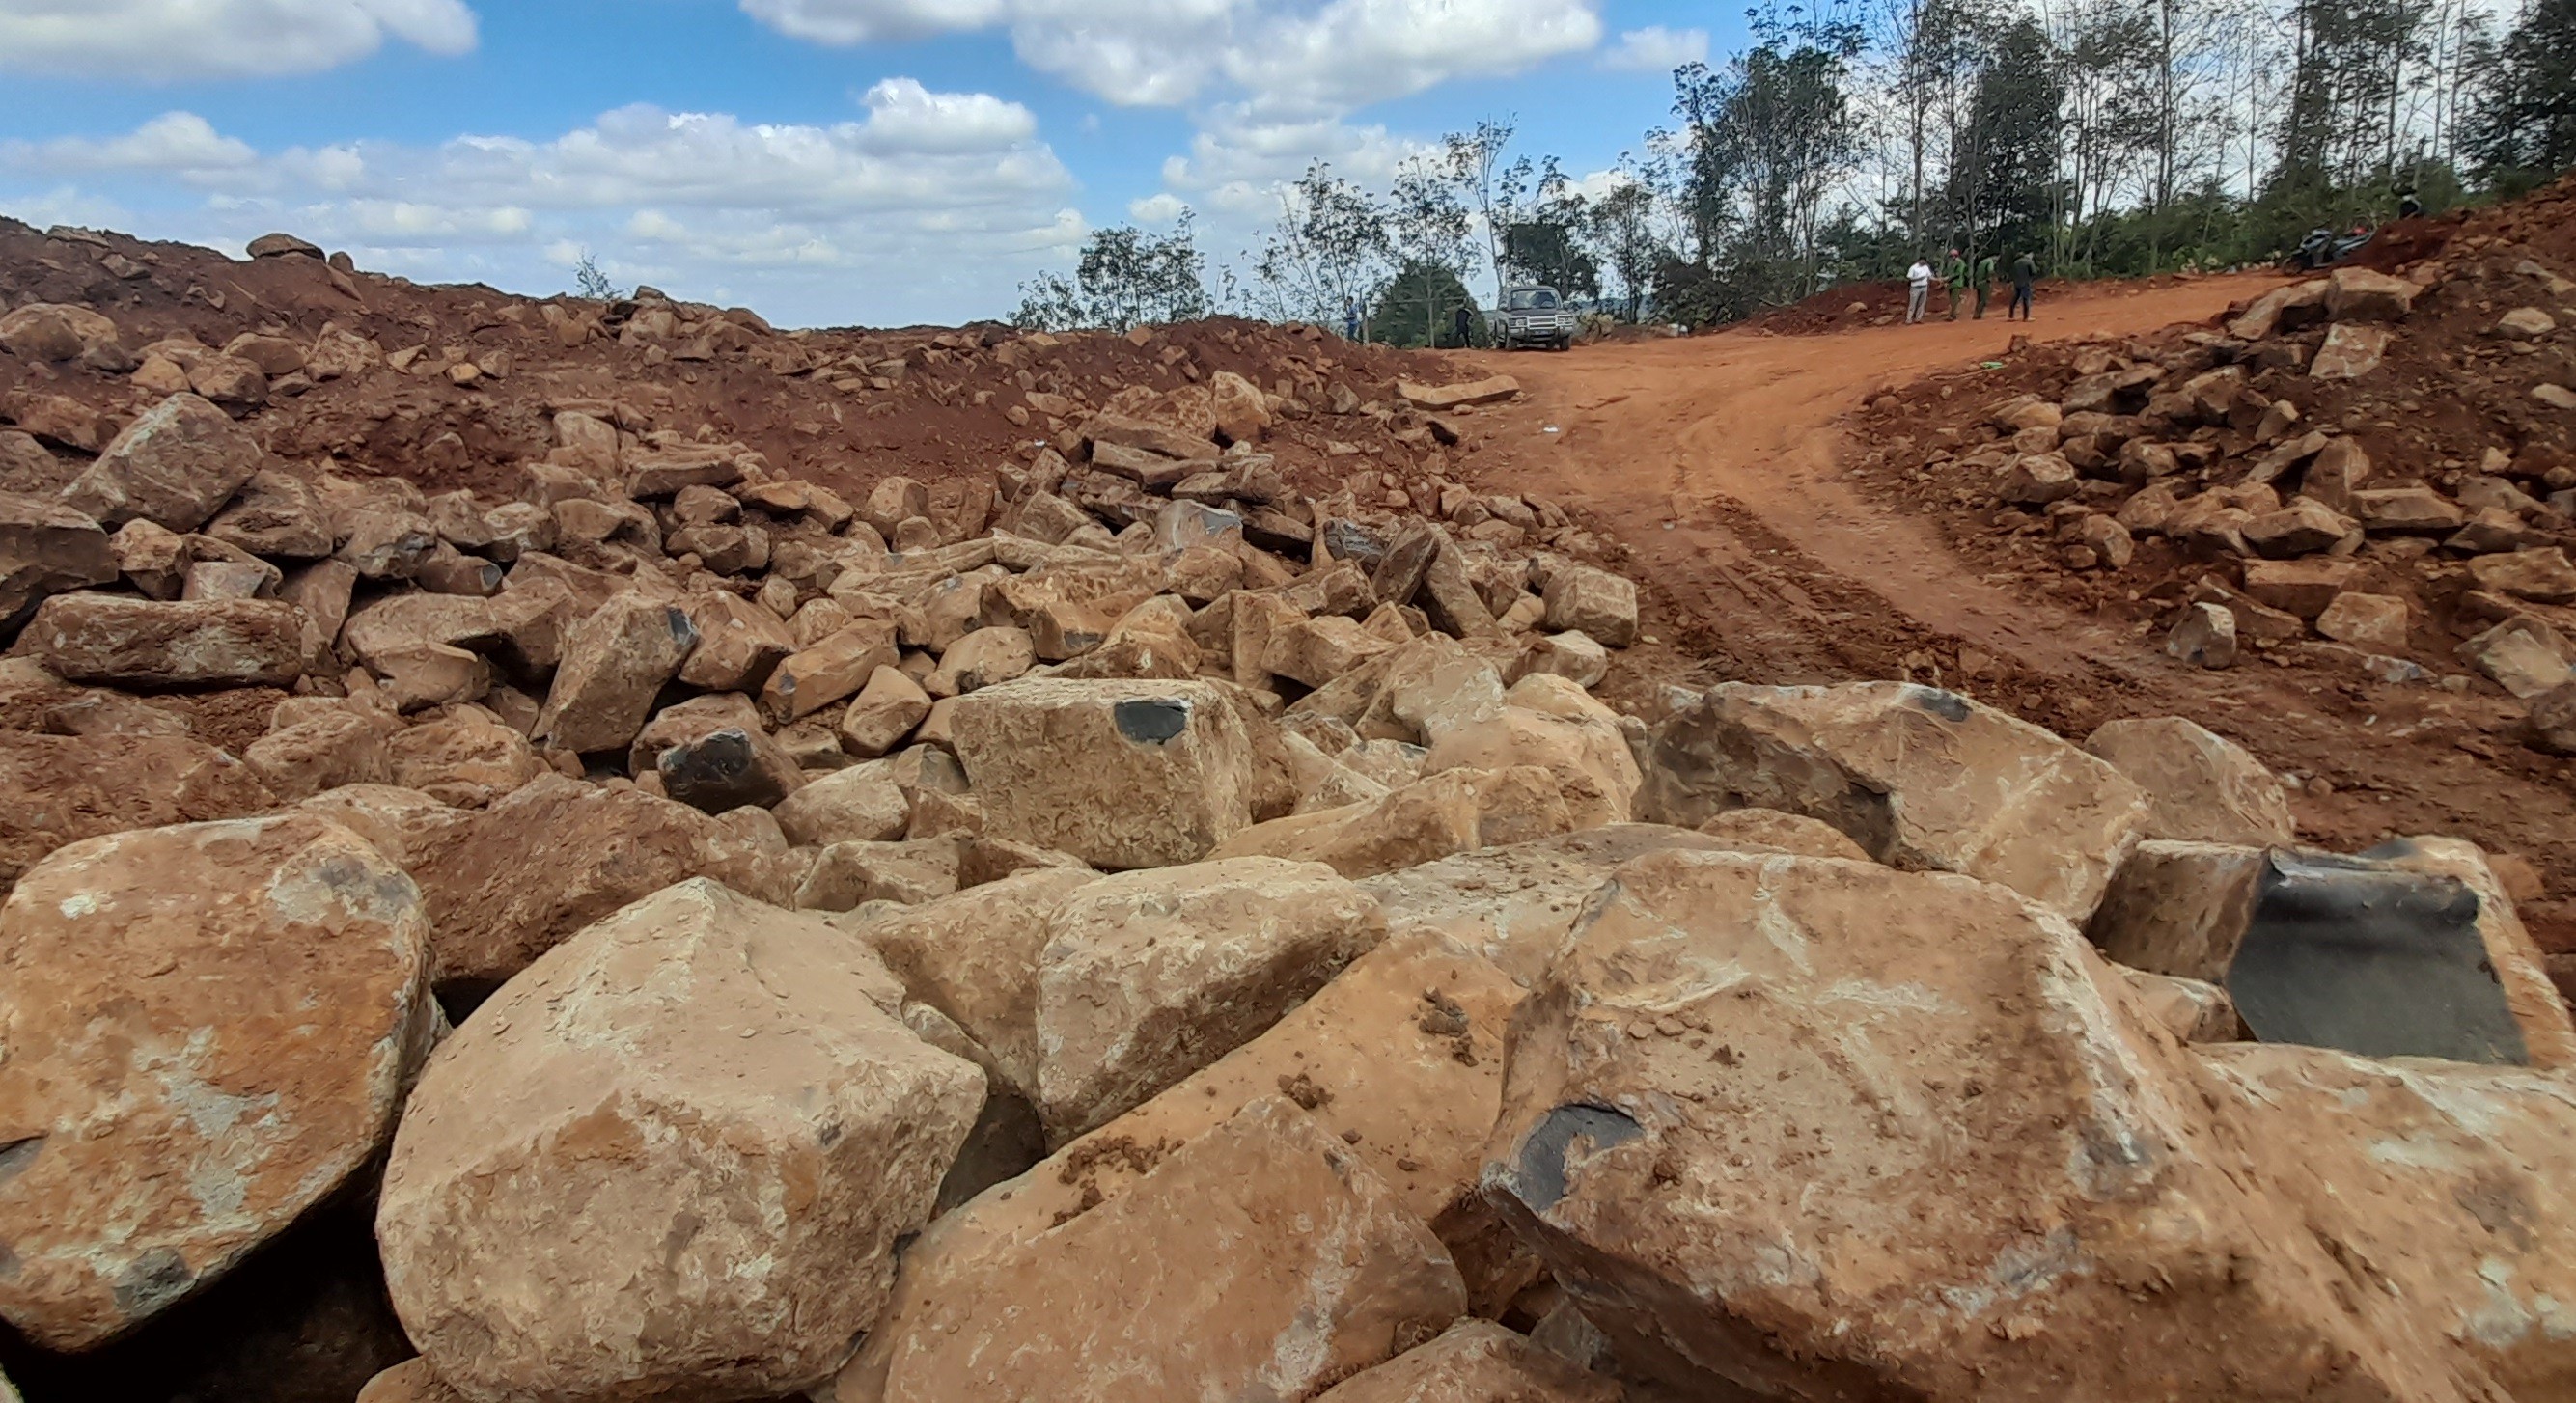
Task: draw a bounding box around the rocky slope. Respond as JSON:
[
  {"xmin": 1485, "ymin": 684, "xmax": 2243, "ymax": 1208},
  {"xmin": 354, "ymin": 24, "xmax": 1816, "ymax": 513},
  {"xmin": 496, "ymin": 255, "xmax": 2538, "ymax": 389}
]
[
  {"xmin": 1, "ymin": 221, "xmax": 2573, "ymax": 1403},
  {"xmin": 1849, "ymin": 174, "xmax": 2576, "ymax": 995}
]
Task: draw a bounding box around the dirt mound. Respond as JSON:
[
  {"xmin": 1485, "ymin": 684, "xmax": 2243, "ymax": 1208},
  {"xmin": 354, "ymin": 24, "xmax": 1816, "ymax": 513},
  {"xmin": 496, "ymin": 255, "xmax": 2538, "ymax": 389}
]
[{"xmin": 0, "ymin": 217, "xmax": 1461, "ymax": 514}]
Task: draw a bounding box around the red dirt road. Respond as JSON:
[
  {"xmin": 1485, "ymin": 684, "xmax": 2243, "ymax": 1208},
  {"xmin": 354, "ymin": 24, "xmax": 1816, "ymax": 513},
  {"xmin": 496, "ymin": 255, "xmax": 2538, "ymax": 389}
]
[
  {"xmin": 1446, "ymin": 273, "xmax": 2576, "ymax": 976},
  {"xmin": 1458, "ymin": 274, "xmax": 2284, "ymax": 681}
]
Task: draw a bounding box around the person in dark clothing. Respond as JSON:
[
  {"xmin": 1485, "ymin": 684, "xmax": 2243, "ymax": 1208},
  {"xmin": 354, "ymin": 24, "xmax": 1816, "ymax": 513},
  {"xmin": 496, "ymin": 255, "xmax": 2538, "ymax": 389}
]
[
  {"xmin": 2398, "ymin": 189, "xmax": 2424, "ymax": 220},
  {"xmin": 1973, "ymin": 253, "xmax": 1997, "ymax": 318},
  {"xmin": 2008, "ymin": 252, "xmax": 2036, "ymax": 320},
  {"xmin": 1941, "ymin": 248, "xmax": 1969, "ymax": 320},
  {"xmin": 1453, "ymin": 305, "xmax": 1472, "ymax": 348}
]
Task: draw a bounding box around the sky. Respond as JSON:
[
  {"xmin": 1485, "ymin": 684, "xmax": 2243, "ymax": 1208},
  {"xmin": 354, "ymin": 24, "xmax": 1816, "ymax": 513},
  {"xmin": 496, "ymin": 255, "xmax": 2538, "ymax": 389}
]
[{"xmin": 0, "ymin": 0, "xmax": 1744, "ymax": 328}]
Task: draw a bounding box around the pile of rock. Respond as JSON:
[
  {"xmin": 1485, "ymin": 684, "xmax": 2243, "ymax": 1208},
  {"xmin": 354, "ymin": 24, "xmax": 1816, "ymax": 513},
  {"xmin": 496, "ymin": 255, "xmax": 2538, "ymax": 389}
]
[
  {"xmin": 1908, "ymin": 253, "xmax": 2576, "ymax": 751},
  {"xmin": 6, "ymin": 622, "xmax": 2573, "ymax": 1401},
  {"xmin": 5, "ymin": 234, "xmax": 2575, "ymax": 1403}
]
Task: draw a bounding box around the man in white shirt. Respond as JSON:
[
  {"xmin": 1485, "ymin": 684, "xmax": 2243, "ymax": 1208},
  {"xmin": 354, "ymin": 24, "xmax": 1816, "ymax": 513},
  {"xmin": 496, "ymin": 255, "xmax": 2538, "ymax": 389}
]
[{"xmin": 1905, "ymin": 259, "xmax": 1933, "ymax": 324}]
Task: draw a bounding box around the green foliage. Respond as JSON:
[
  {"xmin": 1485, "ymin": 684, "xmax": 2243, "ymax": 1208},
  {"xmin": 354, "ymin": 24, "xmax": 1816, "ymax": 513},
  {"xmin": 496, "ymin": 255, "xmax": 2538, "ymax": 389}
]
[
  {"xmin": 1013, "ymin": 217, "xmax": 1210, "ymax": 332},
  {"xmin": 571, "ymin": 251, "xmax": 624, "ymax": 302},
  {"xmin": 1251, "ymin": 164, "xmax": 1391, "ymax": 328},
  {"xmin": 1367, "ymin": 261, "xmax": 1486, "ymax": 348},
  {"xmin": 2469, "ymin": 0, "xmax": 2576, "ymax": 180}
]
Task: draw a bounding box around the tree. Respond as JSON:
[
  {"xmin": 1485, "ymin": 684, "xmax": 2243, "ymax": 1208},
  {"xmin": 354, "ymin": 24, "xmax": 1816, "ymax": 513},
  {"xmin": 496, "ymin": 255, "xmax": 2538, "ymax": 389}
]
[
  {"xmin": 1012, "ymin": 217, "xmax": 1210, "ymax": 331},
  {"xmin": 2467, "ymin": 0, "xmax": 2576, "ymax": 182},
  {"xmin": 1367, "ymin": 262, "xmax": 1485, "ymax": 347},
  {"xmin": 1667, "ymin": 2, "xmax": 1868, "ymax": 319},
  {"xmin": 572, "ymin": 251, "xmax": 624, "ymax": 301},
  {"xmin": 1250, "ymin": 163, "xmax": 1391, "ymax": 332},
  {"xmin": 1444, "ymin": 119, "xmax": 1520, "ymax": 301},
  {"xmin": 1382, "ymin": 154, "xmax": 1476, "ymax": 343},
  {"xmin": 1586, "ymin": 176, "xmax": 1670, "ymax": 319},
  {"xmin": 1497, "ymin": 156, "xmax": 1600, "ymax": 297}
]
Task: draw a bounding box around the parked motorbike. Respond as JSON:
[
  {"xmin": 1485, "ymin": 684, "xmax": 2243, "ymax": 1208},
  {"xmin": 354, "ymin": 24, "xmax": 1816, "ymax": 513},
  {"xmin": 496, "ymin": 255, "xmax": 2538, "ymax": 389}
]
[{"xmin": 2285, "ymin": 225, "xmax": 2374, "ymax": 271}]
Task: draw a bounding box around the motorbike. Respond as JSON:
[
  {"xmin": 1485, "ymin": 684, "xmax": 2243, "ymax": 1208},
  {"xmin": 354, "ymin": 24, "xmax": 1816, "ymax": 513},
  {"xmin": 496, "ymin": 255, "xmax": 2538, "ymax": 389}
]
[{"xmin": 2285, "ymin": 225, "xmax": 2374, "ymax": 271}]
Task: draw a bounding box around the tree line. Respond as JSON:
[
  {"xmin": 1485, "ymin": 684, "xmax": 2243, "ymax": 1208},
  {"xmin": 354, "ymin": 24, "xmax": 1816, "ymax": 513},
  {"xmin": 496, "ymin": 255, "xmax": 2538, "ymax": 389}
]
[{"xmin": 1014, "ymin": 0, "xmax": 2576, "ymax": 336}]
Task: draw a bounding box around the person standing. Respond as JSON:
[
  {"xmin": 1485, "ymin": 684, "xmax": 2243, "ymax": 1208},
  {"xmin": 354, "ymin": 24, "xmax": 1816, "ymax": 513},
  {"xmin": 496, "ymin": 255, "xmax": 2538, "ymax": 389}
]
[
  {"xmin": 1973, "ymin": 252, "xmax": 1997, "ymax": 319},
  {"xmin": 1942, "ymin": 247, "xmax": 1969, "ymax": 320},
  {"xmin": 1344, "ymin": 297, "xmax": 1361, "ymax": 342},
  {"xmin": 1453, "ymin": 304, "xmax": 1472, "ymax": 348},
  {"xmin": 1905, "ymin": 258, "xmax": 1933, "ymax": 324},
  {"xmin": 2008, "ymin": 252, "xmax": 2036, "ymax": 320}
]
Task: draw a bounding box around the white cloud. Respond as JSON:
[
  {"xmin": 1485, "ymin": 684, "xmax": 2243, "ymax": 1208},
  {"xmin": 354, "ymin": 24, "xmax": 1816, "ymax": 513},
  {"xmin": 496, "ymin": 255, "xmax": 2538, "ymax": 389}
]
[
  {"xmin": 735, "ymin": 0, "xmax": 1599, "ymax": 112},
  {"xmin": 1223, "ymin": 0, "xmax": 1604, "ymax": 112},
  {"xmin": 4, "ymin": 113, "xmax": 259, "ymax": 180},
  {"xmin": 1598, "ymin": 24, "xmax": 1706, "ymax": 72},
  {"xmin": 1127, "ymin": 191, "xmax": 1189, "ymax": 223},
  {"xmin": 0, "ymin": 91, "xmax": 1080, "ymax": 324},
  {"xmin": 0, "ymin": 0, "xmax": 478, "ymax": 81}
]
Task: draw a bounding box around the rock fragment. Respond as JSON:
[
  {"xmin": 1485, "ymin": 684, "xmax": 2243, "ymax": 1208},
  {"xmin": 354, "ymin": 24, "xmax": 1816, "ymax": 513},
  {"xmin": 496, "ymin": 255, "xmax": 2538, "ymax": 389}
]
[
  {"xmin": 378, "ymin": 880, "xmax": 983, "ymax": 1403},
  {"xmin": 17, "ymin": 593, "xmax": 304, "ymax": 687},
  {"xmin": 1637, "ymin": 681, "xmax": 2148, "ymax": 922},
  {"xmin": 952, "ymin": 678, "xmax": 1253, "ymax": 868},
  {"xmin": 854, "ymin": 1097, "xmax": 1463, "ymax": 1403},
  {"xmin": 0, "ymin": 815, "xmax": 435, "ymax": 1350},
  {"xmin": 59, "ymin": 393, "xmax": 263, "ymax": 533},
  {"xmin": 2083, "ymin": 716, "xmax": 2296, "ymax": 846}
]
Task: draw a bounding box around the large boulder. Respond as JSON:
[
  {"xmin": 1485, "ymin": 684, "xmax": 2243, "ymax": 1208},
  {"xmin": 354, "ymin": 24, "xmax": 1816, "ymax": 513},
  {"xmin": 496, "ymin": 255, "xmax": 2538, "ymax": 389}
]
[
  {"xmin": 204, "ymin": 470, "xmax": 333, "ymax": 560},
  {"xmin": 1637, "ymin": 682, "xmax": 2149, "ymax": 923},
  {"xmin": 1315, "ymin": 1320, "xmax": 1621, "ymax": 1403},
  {"xmin": 1540, "ymin": 564, "xmax": 1639, "ymax": 646},
  {"xmin": 0, "ymin": 815, "xmax": 436, "ymax": 1350},
  {"xmin": 979, "ymin": 556, "xmax": 1167, "ymax": 659},
  {"xmin": 2083, "ymin": 716, "xmax": 2296, "ymax": 846},
  {"xmin": 1360, "ymin": 824, "xmax": 1735, "ymax": 986},
  {"xmin": 627, "ymin": 691, "xmax": 804, "ymax": 813},
  {"xmin": 1483, "ymin": 847, "xmax": 2576, "ymax": 1400},
  {"xmin": 58, "ymin": 393, "xmax": 264, "ymax": 533},
  {"xmin": 383, "ymin": 709, "xmax": 549, "ymax": 808},
  {"xmin": 761, "ymin": 618, "xmax": 900, "ymax": 721},
  {"xmin": 846, "ymin": 1097, "xmax": 1464, "ymax": 1403},
  {"xmin": 0, "ymin": 732, "xmax": 275, "ymax": 885},
  {"xmin": 1212, "ymin": 765, "xmax": 1585, "ymax": 879},
  {"xmin": 0, "ymin": 491, "xmax": 117, "ymax": 632},
  {"xmin": 677, "ymin": 590, "xmax": 793, "ymax": 692},
  {"xmin": 534, "ymin": 592, "xmax": 700, "ymax": 755},
  {"xmin": 1420, "ymin": 675, "xmax": 1641, "ymax": 830},
  {"xmin": 854, "ymin": 867, "xmax": 1103, "ymax": 1101},
  {"xmin": 243, "ymin": 705, "xmax": 395, "ymax": 801},
  {"xmin": 951, "ymin": 678, "xmax": 1254, "ymax": 869},
  {"xmin": 1031, "ymin": 857, "xmax": 1385, "ymax": 1142},
  {"xmin": 770, "ymin": 754, "xmax": 910, "ymax": 842},
  {"xmin": 18, "ymin": 593, "xmax": 305, "ymax": 688},
  {"xmin": 406, "ymin": 773, "xmax": 790, "ymax": 990},
  {"xmin": 298, "ymin": 784, "xmax": 478, "ymax": 869},
  {"xmin": 377, "ymin": 881, "xmax": 983, "ymax": 1403},
  {"xmin": 0, "ymin": 302, "xmax": 128, "ymax": 366}
]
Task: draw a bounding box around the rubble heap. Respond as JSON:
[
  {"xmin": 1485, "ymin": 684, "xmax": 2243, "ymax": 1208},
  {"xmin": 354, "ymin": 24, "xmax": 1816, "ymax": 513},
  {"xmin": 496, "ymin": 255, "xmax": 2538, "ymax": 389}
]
[
  {"xmin": 2, "ymin": 223, "xmax": 2574, "ymax": 1403},
  {"xmin": 1857, "ymin": 178, "xmax": 2576, "ymax": 741}
]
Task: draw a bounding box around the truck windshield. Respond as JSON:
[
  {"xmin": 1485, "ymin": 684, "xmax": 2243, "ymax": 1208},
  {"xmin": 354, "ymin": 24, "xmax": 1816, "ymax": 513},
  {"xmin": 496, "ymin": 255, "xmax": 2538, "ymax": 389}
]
[{"xmin": 1508, "ymin": 289, "xmax": 1559, "ymax": 310}]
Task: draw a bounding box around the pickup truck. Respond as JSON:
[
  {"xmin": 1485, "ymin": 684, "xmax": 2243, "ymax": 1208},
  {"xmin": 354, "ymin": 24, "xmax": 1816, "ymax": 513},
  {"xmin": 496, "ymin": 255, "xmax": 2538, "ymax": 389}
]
[{"xmin": 1496, "ymin": 285, "xmax": 1576, "ymax": 350}]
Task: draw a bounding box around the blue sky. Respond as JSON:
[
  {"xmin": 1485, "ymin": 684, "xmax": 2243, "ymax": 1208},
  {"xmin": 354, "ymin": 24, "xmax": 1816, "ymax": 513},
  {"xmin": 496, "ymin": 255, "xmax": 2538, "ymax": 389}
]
[{"xmin": 0, "ymin": 0, "xmax": 1740, "ymax": 326}]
